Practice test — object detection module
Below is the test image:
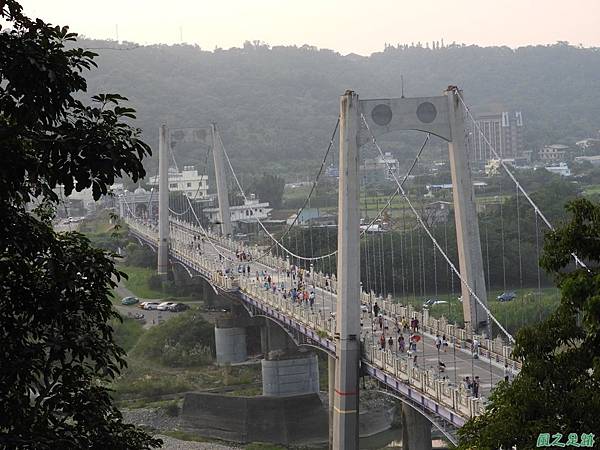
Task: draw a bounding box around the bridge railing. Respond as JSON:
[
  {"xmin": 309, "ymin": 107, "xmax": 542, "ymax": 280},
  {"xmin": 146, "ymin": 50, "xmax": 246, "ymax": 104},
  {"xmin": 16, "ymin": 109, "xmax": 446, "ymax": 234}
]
[
  {"xmin": 361, "ymin": 338, "xmax": 486, "ymax": 419},
  {"xmin": 126, "ymin": 218, "xmax": 495, "ymax": 420},
  {"xmin": 168, "ymin": 218, "xmax": 520, "ymax": 369},
  {"xmin": 236, "ymin": 273, "xmax": 487, "ymax": 420},
  {"xmin": 378, "ymin": 299, "xmax": 521, "ymax": 371}
]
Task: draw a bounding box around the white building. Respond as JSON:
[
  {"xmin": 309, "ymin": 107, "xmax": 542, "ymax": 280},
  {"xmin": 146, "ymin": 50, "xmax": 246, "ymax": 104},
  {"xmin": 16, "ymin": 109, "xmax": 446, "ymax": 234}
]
[
  {"xmin": 148, "ymin": 165, "xmax": 209, "ymax": 198},
  {"xmin": 362, "ymin": 152, "xmax": 400, "ymax": 183},
  {"xmin": 544, "ymin": 163, "xmax": 571, "ymax": 177},
  {"xmin": 575, "ymin": 155, "xmax": 600, "ymax": 167},
  {"xmin": 204, "ymin": 197, "xmax": 272, "ymax": 226}
]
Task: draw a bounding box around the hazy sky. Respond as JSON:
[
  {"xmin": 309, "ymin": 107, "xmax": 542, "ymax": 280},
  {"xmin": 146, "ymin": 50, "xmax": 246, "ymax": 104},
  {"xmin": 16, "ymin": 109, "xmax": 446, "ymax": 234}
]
[{"xmin": 21, "ymin": 0, "xmax": 600, "ymax": 55}]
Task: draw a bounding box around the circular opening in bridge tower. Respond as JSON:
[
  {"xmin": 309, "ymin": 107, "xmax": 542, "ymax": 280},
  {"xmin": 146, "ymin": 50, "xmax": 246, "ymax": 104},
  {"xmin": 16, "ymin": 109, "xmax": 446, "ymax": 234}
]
[
  {"xmin": 371, "ymin": 104, "xmax": 393, "ymax": 126},
  {"xmin": 416, "ymin": 101, "xmax": 437, "ymax": 123}
]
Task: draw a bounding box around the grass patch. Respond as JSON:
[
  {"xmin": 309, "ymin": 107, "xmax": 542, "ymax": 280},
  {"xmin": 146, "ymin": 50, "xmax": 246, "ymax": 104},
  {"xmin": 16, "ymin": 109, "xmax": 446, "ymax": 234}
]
[
  {"xmin": 246, "ymin": 443, "xmax": 286, "ymax": 450},
  {"xmin": 112, "ymin": 313, "xmax": 261, "ymax": 402},
  {"xmin": 396, "ymin": 286, "xmax": 560, "ymax": 335},
  {"xmin": 112, "ymin": 361, "xmax": 262, "ymax": 402},
  {"xmin": 118, "ymin": 265, "xmax": 166, "ymax": 299},
  {"xmin": 224, "ymin": 385, "xmax": 262, "ymax": 397},
  {"xmin": 113, "ymin": 367, "xmax": 195, "ymax": 400},
  {"xmin": 583, "ymin": 184, "xmax": 600, "ymax": 197},
  {"xmin": 112, "ymin": 317, "xmax": 145, "ymax": 352}
]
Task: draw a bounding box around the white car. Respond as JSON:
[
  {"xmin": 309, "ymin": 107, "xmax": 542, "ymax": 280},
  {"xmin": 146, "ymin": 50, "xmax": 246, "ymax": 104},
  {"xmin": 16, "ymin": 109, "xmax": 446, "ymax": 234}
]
[
  {"xmin": 143, "ymin": 302, "xmax": 160, "ymax": 310},
  {"xmin": 157, "ymin": 302, "xmax": 177, "ymax": 311}
]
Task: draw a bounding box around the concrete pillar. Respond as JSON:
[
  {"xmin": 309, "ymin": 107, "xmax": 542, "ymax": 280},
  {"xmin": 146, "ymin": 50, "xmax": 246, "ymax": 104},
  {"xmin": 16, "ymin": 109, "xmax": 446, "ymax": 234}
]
[
  {"xmin": 157, "ymin": 124, "xmax": 169, "ymax": 276},
  {"xmin": 401, "ymin": 405, "xmax": 432, "ymax": 450},
  {"xmin": 261, "ymin": 320, "xmax": 290, "ymax": 359},
  {"xmin": 446, "ymin": 89, "xmax": 488, "ymax": 333},
  {"xmin": 333, "ymin": 90, "xmax": 361, "ymax": 450},
  {"xmin": 211, "ymin": 123, "xmax": 232, "ymax": 237},
  {"xmin": 261, "ymin": 353, "xmax": 319, "ymax": 396},
  {"xmin": 328, "ymin": 355, "xmax": 335, "ymax": 450},
  {"xmin": 215, "ymin": 326, "xmax": 247, "ymax": 365}
]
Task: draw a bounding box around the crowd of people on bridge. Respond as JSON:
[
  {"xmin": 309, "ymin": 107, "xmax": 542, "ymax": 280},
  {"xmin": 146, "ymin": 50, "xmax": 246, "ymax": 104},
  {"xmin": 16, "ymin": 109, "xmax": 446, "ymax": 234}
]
[{"xmin": 186, "ymin": 232, "xmax": 515, "ymax": 402}]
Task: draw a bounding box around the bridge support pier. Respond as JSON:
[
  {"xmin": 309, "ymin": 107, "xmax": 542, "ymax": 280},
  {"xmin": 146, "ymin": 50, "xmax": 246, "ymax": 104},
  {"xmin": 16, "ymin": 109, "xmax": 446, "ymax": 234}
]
[
  {"xmin": 261, "ymin": 352, "xmax": 319, "ymax": 396},
  {"xmin": 401, "ymin": 405, "xmax": 432, "ymax": 450},
  {"xmin": 260, "ymin": 319, "xmax": 289, "ymax": 359},
  {"xmin": 328, "ymin": 354, "xmax": 335, "ymax": 450},
  {"xmin": 214, "ymin": 326, "xmax": 247, "ymax": 365}
]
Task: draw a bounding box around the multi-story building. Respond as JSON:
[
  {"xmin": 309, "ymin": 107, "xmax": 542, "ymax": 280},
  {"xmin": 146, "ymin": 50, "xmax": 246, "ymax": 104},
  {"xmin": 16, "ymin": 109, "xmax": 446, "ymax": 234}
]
[
  {"xmin": 148, "ymin": 165, "xmax": 209, "ymax": 198},
  {"xmin": 204, "ymin": 196, "xmax": 272, "ymax": 228},
  {"xmin": 538, "ymin": 144, "xmax": 568, "ymax": 162},
  {"xmin": 470, "ymin": 111, "xmax": 524, "ymax": 161},
  {"xmin": 544, "ymin": 162, "xmax": 571, "ymax": 177},
  {"xmin": 361, "ymin": 152, "xmax": 400, "ymax": 184}
]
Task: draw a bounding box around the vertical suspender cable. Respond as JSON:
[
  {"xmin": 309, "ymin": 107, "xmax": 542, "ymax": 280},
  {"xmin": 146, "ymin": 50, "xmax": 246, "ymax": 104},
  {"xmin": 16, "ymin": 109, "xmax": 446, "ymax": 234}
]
[
  {"xmin": 535, "ymin": 212, "xmax": 542, "ymax": 305},
  {"xmin": 499, "ymin": 177, "xmax": 507, "ymax": 292},
  {"xmin": 410, "ymin": 227, "xmax": 416, "ymax": 302},
  {"xmin": 516, "ymin": 184, "xmax": 524, "ymax": 289},
  {"xmin": 390, "ymin": 232, "xmax": 396, "ymax": 300}
]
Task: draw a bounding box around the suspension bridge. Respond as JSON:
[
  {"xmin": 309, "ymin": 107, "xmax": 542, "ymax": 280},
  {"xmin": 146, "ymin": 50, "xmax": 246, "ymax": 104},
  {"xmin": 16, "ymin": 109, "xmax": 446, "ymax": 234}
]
[{"xmin": 119, "ymin": 87, "xmax": 582, "ymax": 449}]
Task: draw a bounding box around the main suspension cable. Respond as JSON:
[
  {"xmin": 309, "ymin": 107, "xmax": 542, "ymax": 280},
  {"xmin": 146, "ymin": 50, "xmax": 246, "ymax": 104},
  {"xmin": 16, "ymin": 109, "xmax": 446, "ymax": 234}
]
[
  {"xmin": 360, "ymin": 112, "xmax": 515, "ymax": 343},
  {"xmin": 218, "ymin": 128, "xmax": 429, "ymax": 262},
  {"xmin": 456, "ymin": 90, "xmax": 588, "ymax": 271}
]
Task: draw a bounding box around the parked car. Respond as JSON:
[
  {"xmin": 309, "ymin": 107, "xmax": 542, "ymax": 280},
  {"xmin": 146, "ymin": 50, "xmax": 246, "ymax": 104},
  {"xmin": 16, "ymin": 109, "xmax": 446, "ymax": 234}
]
[
  {"xmin": 497, "ymin": 291, "xmax": 517, "ymax": 302},
  {"xmin": 169, "ymin": 303, "xmax": 190, "ymax": 312},
  {"xmin": 423, "ymin": 298, "xmax": 448, "ymax": 308},
  {"xmin": 360, "ymin": 304, "xmax": 369, "ymax": 313},
  {"xmin": 121, "ymin": 296, "xmax": 139, "ymax": 305},
  {"xmin": 157, "ymin": 301, "xmax": 177, "ymax": 311},
  {"xmin": 143, "ymin": 302, "xmax": 160, "ymax": 310}
]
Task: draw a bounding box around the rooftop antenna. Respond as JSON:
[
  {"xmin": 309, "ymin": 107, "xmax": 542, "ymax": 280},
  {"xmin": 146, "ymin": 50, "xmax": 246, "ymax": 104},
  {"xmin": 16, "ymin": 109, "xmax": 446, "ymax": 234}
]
[{"xmin": 401, "ymin": 75, "xmax": 405, "ymax": 98}]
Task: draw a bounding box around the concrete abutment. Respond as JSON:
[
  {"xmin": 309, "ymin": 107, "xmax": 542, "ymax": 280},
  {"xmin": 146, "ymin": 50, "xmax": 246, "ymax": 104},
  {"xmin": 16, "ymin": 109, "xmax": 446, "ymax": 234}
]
[{"xmin": 261, "ymin": 352, "xmax": 320, "ymax": 396}]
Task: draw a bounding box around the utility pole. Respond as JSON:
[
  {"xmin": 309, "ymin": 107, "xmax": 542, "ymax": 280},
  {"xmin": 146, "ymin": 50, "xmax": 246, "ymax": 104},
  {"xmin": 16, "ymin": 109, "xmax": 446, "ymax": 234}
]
[
  {"xmin": 157, "ymin": 124, "xmax": 169, "ymax": 277},
  {"xmin": 332, "ymin": 90, "xmax": 361, "ymax": 449},
  {"xmin": 446, "ymin": 88, "xmax": 488, "ymax": 333},
  {"xmin": 211, "ymin": 123, "xmax": 232, "ymax": 237}
]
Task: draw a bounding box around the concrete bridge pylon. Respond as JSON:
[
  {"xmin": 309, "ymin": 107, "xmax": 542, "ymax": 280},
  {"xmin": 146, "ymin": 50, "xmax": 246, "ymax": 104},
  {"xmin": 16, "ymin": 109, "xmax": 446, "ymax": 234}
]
[{"xmin": 157, "ymin": 123, "xmax": 170, "ymax": 277}]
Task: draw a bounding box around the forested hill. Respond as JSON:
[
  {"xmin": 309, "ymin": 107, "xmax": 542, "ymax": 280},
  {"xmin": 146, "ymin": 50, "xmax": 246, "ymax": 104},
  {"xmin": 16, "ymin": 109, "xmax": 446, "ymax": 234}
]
[{"xmin": 79, "ymin": 39, "xmax": 600, "ymax": 173}]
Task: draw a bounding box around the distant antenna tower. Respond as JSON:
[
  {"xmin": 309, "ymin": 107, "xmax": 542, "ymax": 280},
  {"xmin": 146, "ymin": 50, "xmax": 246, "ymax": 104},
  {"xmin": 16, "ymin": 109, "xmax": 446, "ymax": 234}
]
[
  {"xmin": 115, "ymin": 24, "xmax": 119, "ymax": 43},
  {"xmin": 179, "ymin": 26, "xmax": 183, "ymax": 43},
  {"xmin": 401, "ymin": 75, "xmax": 405, "ymax": 98}
]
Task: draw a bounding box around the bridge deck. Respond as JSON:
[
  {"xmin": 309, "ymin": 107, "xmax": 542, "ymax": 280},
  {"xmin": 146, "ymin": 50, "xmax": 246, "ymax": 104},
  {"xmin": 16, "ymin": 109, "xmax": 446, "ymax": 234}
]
[{"xmin": 127, "ymin": 217, "xmax": 520, "ymax": 431}]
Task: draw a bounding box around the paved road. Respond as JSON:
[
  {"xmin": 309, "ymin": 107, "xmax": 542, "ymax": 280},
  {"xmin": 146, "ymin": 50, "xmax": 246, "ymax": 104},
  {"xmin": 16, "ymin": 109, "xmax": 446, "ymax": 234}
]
[
  {"xmin": 190, "ymin": 228, "xmax": 505, "ymax": 397},
  {"xmin": 113, "ymin": 278, "xmax": 178, "ymax": 328}
]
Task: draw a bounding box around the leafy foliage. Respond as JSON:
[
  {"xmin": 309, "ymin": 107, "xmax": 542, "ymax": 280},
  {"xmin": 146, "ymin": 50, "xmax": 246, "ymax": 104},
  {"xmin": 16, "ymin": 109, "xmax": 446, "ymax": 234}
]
[
  {"xmin": 283, "ymin": 174, "xmax": 579, "ymax": 300},
  {"xmin": 75, "ymin": 39, "xmax": 600, "ymax": 177},
  {"xmin": 250, "ymin": 173, "xmax": 285, "ymax": 208},
  {"xmin": 125, "ymin": 242, "xmax": 156, "ymax": 268},
  {"xmin": 131, "ymin": 312, "xmax": 215, "ymax": 367},
  {"xmin": 457, "ymin": 198, "xmax": 600, "ymax": 449},
  {"xmin": 0, "ymin": 2, "xmax": 159, "ymax": 448}
]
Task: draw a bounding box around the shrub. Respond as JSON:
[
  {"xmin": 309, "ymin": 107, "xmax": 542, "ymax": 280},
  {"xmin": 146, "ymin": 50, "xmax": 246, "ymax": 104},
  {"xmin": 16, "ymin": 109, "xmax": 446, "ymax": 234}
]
[
  {"xmin": 125, "ymin": 242, "xmax": 155, "ymax": 268},
  {"xmin": 148, "ymin": 274, "xmax": 162, "ymax": 291},
  {"xmin": 131, "ymin": 311, "xmax": 215, "ymax": 367}
]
